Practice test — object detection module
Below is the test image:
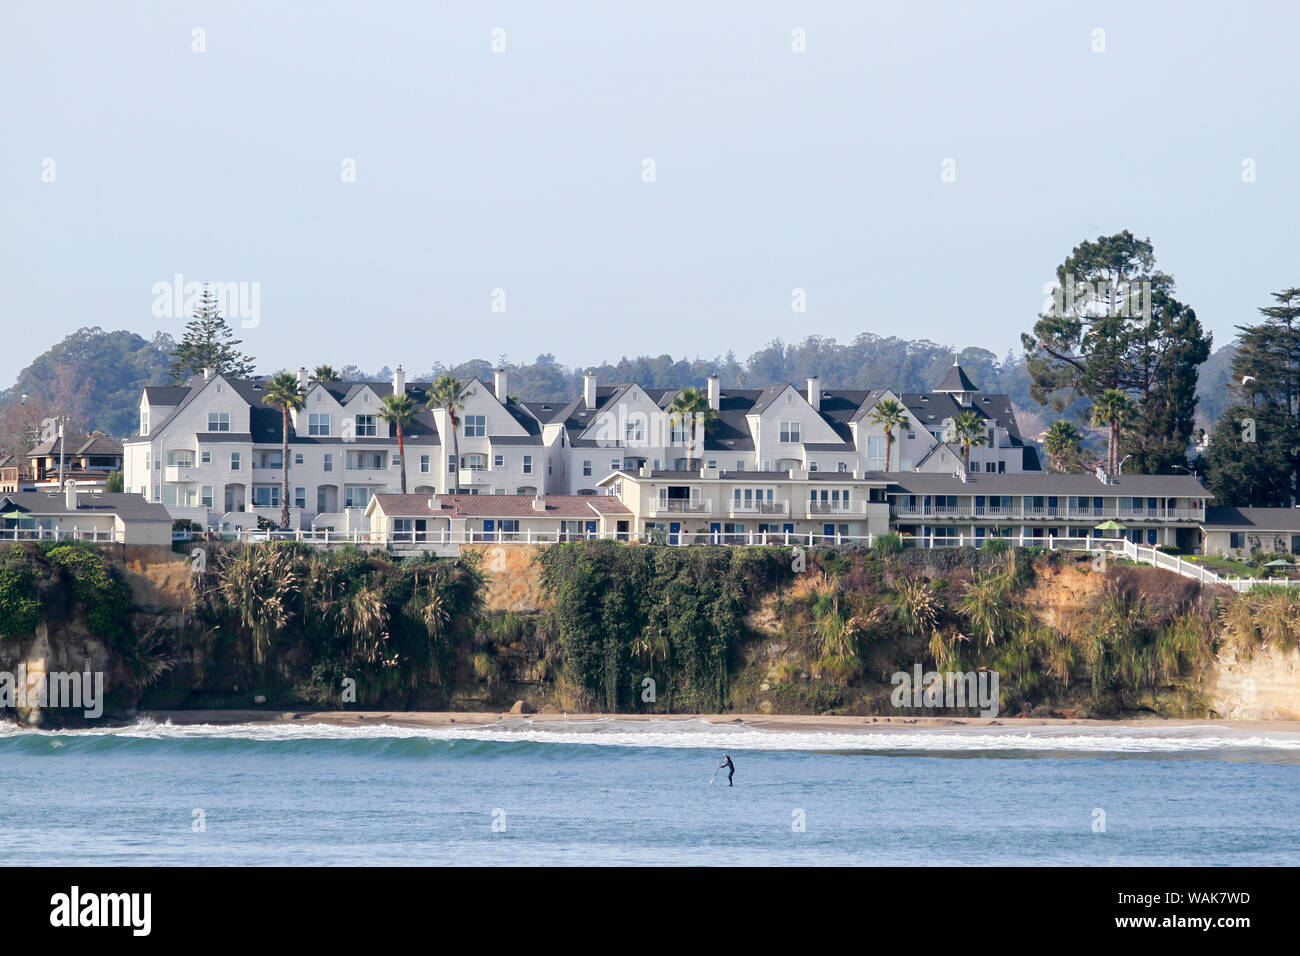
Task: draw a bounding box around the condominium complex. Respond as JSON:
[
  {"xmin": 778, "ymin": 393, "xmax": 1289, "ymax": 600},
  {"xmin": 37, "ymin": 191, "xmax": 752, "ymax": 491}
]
[{"xmin": 124, "ymin": 360, "xmax": 1043, "ymax": 530}]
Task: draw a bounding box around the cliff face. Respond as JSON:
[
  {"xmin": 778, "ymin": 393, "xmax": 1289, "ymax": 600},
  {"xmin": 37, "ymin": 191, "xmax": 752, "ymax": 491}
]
[
  {"xmin": 1210, "ymin": 645, "xmax": 1300, "ymax": 720},
  {"xmin": 7, "ymin": 544, "xmax": 1300, "ymax": 722},
  {"xmin": 0, "ymin": 547, "xmax": 192, "ymax": 727}
]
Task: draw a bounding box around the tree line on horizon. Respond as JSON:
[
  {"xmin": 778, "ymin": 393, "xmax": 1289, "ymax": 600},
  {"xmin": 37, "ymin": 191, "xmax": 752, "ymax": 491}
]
[{"xmin": 0, "ymin": 245, "xmax": 1272, "ymax": 507}]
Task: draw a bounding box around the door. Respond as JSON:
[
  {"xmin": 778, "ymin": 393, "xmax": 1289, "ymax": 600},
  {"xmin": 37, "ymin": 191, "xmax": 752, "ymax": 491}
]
[
  {"xmin": 415, "ymin": 519, "xmax": 426, "ymax": 543},
  {"xmin": 782, "ymin": 522, "xmax": 794, "ymax": 536},
  {"xmin": 669, "ymin": 521, "xmax": 681, "ymax": 546},
  {"xmin": 709, "ymin": 521, "xmax": 722, "ymax": 544},
  {"xmin": 823, "ymin": 523, "xmax": 836, "ymax": 540},
  {"xmin": 483, "ymin": 519, "xmax": 495, "ymax": 543},
  {"xmin": 585, "ymin": 520, "xmax": 597, "ymax": 539}
]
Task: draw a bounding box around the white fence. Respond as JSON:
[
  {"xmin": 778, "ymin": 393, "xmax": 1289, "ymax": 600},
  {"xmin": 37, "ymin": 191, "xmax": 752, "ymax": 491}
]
[
  {"xmin": 1115, "ymin": 538, "xmax": 1300, "ymax": 592},
  {"xmin": 0, "ymin": 527, "xmax": 124, "ymax": 543}
]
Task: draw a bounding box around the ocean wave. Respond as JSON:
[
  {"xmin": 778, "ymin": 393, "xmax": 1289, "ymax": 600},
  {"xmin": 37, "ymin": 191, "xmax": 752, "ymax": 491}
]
[{"xmin": 2, "ymin": 716, "xmax": 1300, "ymax": 756}]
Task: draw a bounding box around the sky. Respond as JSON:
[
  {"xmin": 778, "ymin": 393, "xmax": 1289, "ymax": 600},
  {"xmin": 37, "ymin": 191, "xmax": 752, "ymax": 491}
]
[{"xmin": 2, "ymin": 0, "xmax": 1298, "ymax": 385}]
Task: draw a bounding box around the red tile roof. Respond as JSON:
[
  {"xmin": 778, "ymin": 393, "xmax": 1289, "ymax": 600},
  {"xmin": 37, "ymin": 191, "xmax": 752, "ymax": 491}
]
[{"xmin": 372, "ymin": 493, "xmax": 629, "ymax": 519}]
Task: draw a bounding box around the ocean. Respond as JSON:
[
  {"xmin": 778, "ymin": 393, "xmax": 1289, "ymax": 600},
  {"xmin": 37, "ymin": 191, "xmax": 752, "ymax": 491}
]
[{"xmin": 2, "ymin": 719, "xmax": 1297, "ymax": 866}]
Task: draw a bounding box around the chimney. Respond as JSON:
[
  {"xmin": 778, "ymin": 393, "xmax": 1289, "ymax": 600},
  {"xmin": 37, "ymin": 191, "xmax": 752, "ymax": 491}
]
[
  {"xmin": 583, "ymin": 370, "xmax": 598, "ymax": 409},
  {"xmin": 392, "ymin": 366, "xmax": 406, "ymax": 397},
  {"xmin": 532, "ymin": 492, "xmax": 547, "ymax": 512},
  {"xmin": 297, "ymin": 366, "xmax": 309, "ymax": 388},
  {"xmin": 65, "ymin": 479, "xmax": 78, "ymax": 510},
  {"xmin": 202, "ymin": 367, "xmax": 214, "ymax": 381},
  {"xmin": 494, "ymin": 368, "xmax": 508, "ymax": 402},
  {"xmin": 706, "ymin": 375, "xmax": 720, "ymax": 411},
  {"xmin": 807, "ymin": 376, "xmax": 820, "ymax": 411}
]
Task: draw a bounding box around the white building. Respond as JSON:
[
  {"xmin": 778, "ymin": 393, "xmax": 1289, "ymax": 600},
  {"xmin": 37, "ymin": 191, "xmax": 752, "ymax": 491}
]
[{"xmin": 125, "ymin": 360, "xmax": 1043, "ymax": 530}]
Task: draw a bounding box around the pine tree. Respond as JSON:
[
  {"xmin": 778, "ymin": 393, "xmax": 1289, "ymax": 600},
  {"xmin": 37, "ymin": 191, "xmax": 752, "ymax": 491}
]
[
  {"xmin": 169, "ymin": 285, "xmax": 256, "ymax": 383},
  {"xmin": 1205, "ymin": 289, "xmax": 1300, "ymax": 506}
]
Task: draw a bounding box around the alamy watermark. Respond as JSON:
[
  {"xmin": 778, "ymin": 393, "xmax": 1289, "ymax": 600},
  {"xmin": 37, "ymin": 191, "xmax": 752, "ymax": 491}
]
[
  {"xmin": 0, "ymin": 667, "xmax": 104, "ymax": 719},
  {"xmin": 151, "ymin": 274, "xmax": 261, "ymax": 328},
  {"xmin": 891, "ymin": 664, "xmax": 1000, "ymax": 718}
]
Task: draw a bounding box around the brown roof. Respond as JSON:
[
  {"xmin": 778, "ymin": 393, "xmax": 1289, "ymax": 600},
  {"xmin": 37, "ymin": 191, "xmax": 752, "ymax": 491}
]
[{"xmin": 372, "ymin": 493, "xmax": 629, "ymax": 519}]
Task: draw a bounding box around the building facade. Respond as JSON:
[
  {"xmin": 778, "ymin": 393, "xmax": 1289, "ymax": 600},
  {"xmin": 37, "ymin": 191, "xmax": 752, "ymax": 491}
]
[{"xmin": 126, "ymin": 360, "xmax": 1044, "ymax": 531}]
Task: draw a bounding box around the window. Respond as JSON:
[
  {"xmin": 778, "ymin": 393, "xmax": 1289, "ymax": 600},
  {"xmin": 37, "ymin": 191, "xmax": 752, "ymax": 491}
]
[
  {"xmin": 294, "ymin": 453, "xmax": 304, "ymax": 465},
  {"xmin": 355, "ymin": 414, "xmax": 377, "ymax": 437},
  {"xmin": 837, "ymin": 462, "xmax": 848, "ymax": 473},
  {"xmin": 392, "ymin": 456, "xmax": 401, "ymax": 468},
  {"xmin": 348, "ymin": 452, "xmax": 385, "ymax": 471},
  {"xmin": 611, "ymin": 459, "xmax": 620, "ymax": 473},
  {"xmin": 583, "ymin": 460, "xmax": 592, "ymax": 477},
  {"xmin": 252, "ymin": 486, "xmax": 281, "ymax": 507},
  {"xmin": 706, "ymin": 460, "xmax": 717, "ymax": 469},
  {"xmin": 625, "ymin": 417, "xmax": 646, "ymax": 445},
  {"xmin": 808, "ymin": 461, "xmax": 818, "ymax": 472},
  {"xmin": 144, "ymin": 452, "xmax": 150, "ymax": 470},
  {"xmin": 462, "ymin": 454, "xmax": 487, "ymax": 471},
  {"xmin": 230, "ymin": 452, "xmax": 241, "ymax": 470},
  {"xmin": 779, "ymin": 422, "xmax": 800, "ymax": 442},
  {"xmin": 154, "ymin": 457, "xmax": 161, "ymax": 470},
  {"xmin": 867, "ymin": 436, "xmax": 885, "ymax": 461},
  {"xmin": 323, "ymin": 453, "xmax": 333, "ymax": 472},
  {"xmin": 201, "ymin": 486, "xmax": 213, "ymax": 508},
  {"xmin": 464, "ymin": 415, "xmax": 486, "ymax": 437},
  {"xmin": 167, "ymin": 450, "xmax": 194, "ymax": 467},
  {"xmin": 140, "ymin": 411, "xmax": 149, "ymax": 436},
  {"xmin": 344, "ymin": 487, "xmax": 373, "ymax": 508},
  {"xmin": 208, "ymin": 412, "xmax": 230, "ymax": 432},
  {"xmin": 448, "ymin": 455, "xmax": 457, "ymax": 473},
  {"xmin": 670, "ymin": 420, "xmax": 689, "ymax": 444},
  {"xmin": 736, "ymin": 461, "xmax": 745, "ymax": 471},
  {"xmin": 1230, "ymin": 532, "xmax": 1245, "ymax": 549},
  {"xmin": 522, "ymin": 455, "xmax": 532, "ymax": 474},
  {"xmin": 201, "ymin": 450, "xmax": 211, "ymax": 464},
  {"xmin": 494, "ymin": 454, "xmax": 504, "ymax": 468},
  {"xmin": 294, "ymin": 487, "xmax": 306, "ymax": 509},
  {"xmin": 420, "ymin": 455, "xmax": 430, "ymax": 473},
  {"xmin": 153, "ymin": 484, "xmax": 161, "ymax": 502},
  {"xmin": 308, "ymin": 413, "xmax": 330, "ymax": 436}
]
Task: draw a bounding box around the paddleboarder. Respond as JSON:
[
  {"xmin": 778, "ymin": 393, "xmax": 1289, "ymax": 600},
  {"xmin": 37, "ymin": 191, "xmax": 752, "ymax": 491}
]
[{"xmin": 718, "ymin": 753, "xmax": 735, "ymax": 787}]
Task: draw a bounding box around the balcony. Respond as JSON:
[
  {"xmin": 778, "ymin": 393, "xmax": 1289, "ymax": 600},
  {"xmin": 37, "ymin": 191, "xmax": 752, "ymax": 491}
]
[
  {"xmin": 806, "ymin": 500, "xmax": 866, "ymax": 515},
  {"xmin": 164, "ymin": 465, "xmax": 200, "ymax": 483},
  {"xmin": 892, "ymin": 503, "xmax": 1205, "ymax": 522},
  {"xmin": 649, "ymin": 499, "xmax": 711, "ymax": 516},
  {"xmin": 729, "ymin": 500, "xmax": 789, "ymax": 516}
]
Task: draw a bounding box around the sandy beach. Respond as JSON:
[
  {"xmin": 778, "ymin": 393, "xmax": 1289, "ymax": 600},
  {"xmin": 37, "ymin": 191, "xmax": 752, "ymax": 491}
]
[{"xmin": 138, "ymin": 709, "xmax": 1300, "ymax": 734}]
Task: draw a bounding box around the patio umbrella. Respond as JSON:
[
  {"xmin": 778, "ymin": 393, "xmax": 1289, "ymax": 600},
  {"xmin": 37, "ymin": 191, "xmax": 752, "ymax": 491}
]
[
  {"xmin": 1094, "ymin": 520, "xmax": 1127, "ymax": 534},
  {"xmin": 1264, "ymin": 558, "xmax": 1293, "ymax": 567}
]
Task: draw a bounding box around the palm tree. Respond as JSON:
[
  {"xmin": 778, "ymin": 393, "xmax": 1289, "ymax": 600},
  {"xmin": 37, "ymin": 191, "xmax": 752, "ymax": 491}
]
[
  {"xmin": 667, "ymin": 386, "xmax": 717, "ymax": 470},
  {"xmin": 951, "ymin": 409, "xmax": 987, "ymax": 470},
  {"xmin": 427, "ymin": 375, "xmax": 470, "ymax": 494},
  {"xmin": 312, "ymin": 365, "xmax": 340, "ymax": 382},
  {"xmin": 1044, "ymin": 420, "xmax": 1083, "ymax": 473},
  {"xmin": 262, "ymin": 372, "xmax": 305, "ymax": 528},
  {"xmin": 1090, "ymin": 389, "xmax": 1138, "ymax": 475},
  {"xmin": 378, "ymin": 392, "xmax": 418, "ymax": 494},
  {"xmin": 866, "ymin": 398, "xmax": 907, "ymax": 471}
]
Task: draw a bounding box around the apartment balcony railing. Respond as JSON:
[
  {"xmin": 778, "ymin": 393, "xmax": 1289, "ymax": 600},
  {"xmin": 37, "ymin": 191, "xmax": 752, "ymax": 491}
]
[
  {"xmin": 729, "ymin": 500, "xmax": 789, "ymax": 515},
  {"xmin": 806, "ymin": 500, "xmax": 867, "ymax": 515},
  {"xmin": 649, "ymin": 499, "xmax": 711, "ymax": 515}
]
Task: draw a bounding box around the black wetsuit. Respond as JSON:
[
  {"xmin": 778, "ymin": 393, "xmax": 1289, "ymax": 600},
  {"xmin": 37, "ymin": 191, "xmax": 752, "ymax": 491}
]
[{"xmin": 722, "ymin": 755, "xmax": 735, "ymax": 786}]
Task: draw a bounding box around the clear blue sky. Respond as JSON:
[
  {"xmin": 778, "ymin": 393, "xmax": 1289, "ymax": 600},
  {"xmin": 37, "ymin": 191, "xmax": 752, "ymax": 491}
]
[{"xmin": 2, "ymin": 0, "xmax": 1297, "ymax": 385}]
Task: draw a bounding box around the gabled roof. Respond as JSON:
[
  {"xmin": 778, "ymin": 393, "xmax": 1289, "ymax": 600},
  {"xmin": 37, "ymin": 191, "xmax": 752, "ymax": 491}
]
[{"xmin": 29, "ymin": 433, "xmax": 123, "ymax": 458}]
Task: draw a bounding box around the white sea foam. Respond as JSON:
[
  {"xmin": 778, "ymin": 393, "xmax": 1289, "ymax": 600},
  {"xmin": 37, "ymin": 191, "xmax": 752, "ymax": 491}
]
[{"xmin": 3, "ymin": 716, "xmax": 1300, "ymax": 754}]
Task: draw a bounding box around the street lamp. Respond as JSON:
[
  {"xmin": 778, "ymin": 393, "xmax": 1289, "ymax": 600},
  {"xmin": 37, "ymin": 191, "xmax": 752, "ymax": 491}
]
[{"xmin": 1118, "ymin": 454, "xmax": 1133, "ymax": 475}]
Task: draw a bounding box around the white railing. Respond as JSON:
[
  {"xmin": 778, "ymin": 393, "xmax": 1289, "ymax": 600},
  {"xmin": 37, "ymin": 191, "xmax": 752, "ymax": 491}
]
[
  {"xmin": 729, "ymin": 500, "xmax": 790, "ymax": 515},
  {"xmin": 0, "ymin": 527, "xmax": 124, "ymax": 543},
  {"xmin": 1115, "ymin": 539, "xmax": 1300, "ymax": 592},
  {"xmin": 649, "ymin": 500, "xmax": 711, "ymax": 515}
]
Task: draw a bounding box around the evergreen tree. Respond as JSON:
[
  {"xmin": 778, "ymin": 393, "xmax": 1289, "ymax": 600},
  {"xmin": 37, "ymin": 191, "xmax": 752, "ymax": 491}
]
[
  {"xmin": 1022, "ymin": 232, "xmax": 1211, "ymax": 474},
  {"xmin": 1205, "ymin": 289, "xmax": 1300, "ymax": 506},
  {"xmin": 169, "ymin": 285, "xmax": 256, "ymax": 383}
]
